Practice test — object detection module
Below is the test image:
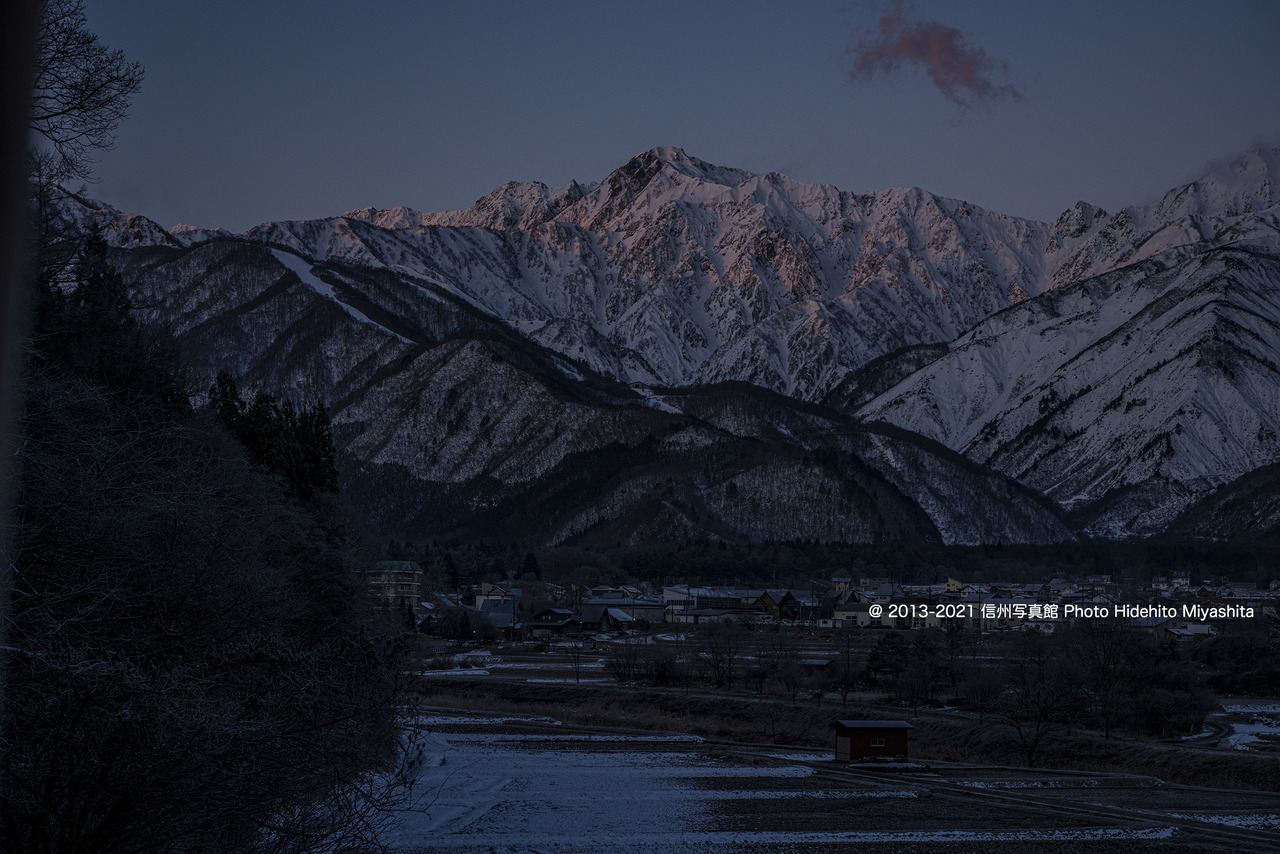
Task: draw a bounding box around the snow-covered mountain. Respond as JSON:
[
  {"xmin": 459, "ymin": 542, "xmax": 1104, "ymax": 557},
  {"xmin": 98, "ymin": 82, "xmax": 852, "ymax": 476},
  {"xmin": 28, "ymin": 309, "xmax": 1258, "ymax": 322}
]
[
  {"xmin": 239, "ymin": 146, "xmax": 1122, "ymax": 400},
  {"xmin": 857, "ymin": 151, "xmax": 1280, "ymax": 535},
  {"xmin": 62, "ymin": 147, "xmax": 1280, "ymax": 542},
  {"xmin": 104, "ymin": 233, "xmax": 1070, "ymax": 546}
]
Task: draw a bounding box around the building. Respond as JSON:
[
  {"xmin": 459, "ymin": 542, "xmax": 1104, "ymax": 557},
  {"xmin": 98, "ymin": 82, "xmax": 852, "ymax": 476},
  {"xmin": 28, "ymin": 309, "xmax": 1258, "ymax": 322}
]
[
  {"xmin": 832, "ymin": 601, "xmax": 873, "ymax": 628},
  {"xmin": 869, "ymin": 583, "xmax": 902, "ymax": 604},
  {"xmin": 528, "ymin": 608, "xmax": 576, "ymax": 636},
  {"xmin": 475, "ymin": 582, "xmax": 522, "ymax": 608},
  {"xmin": 477, "ymin": 598, "xmax": 518, "ymax": 634},
  {"xmin": 668, "ymin": 607, "xmax": 735, "ymax": 625},
  {"xmin": 578, "ymin": 602, "xmax": 637, "ymax": 631},
  {"xmin": 833, "ymin": 720, "xmax": 913, "ymax": 760},
  {"xmin": 367, "ymin": 560, "xmax": 422, "ymax": 612},
  {"xmin": 583, "ymin": 594, "xmax": 665, "ymax": 624}
]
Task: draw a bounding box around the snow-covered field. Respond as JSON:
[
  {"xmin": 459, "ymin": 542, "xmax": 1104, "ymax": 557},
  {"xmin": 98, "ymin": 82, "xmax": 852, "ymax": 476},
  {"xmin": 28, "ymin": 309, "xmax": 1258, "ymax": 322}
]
[
  {"xmin": 421, "ymin": 649, "xmax": 608, "ymax": 682},
  {"xmin": 377, "ymin": 713, "xmax": 1220, "ymax": 853},
  {"xmin": 1220, "ymin": 702, "xmax": 1280, "ymax": 751},
  {"xmin": 1168, "ymin": 813, "xmax": 1280, "ymax": 831}
]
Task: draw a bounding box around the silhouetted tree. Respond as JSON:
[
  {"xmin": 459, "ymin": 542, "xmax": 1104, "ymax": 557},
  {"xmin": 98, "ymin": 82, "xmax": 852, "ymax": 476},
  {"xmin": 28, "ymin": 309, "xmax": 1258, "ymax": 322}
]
[
  {"xmin": 27, "ymin": 0, "xmax": 146, "ymax": 289},
  {"xmin": 208, "ymin": 371, "xmax": 339, "ymax": 500},
  {"xmin": 1127, "ymin": 642, "xmax": 1214, "ymax": 737},
  {"xmin": 701, "ymin": 620, "xmax": 746, "ymax": 690},
  {"xmin": 443, "ymin": 552, "xmax": 460, "ymax": 590},
  {"xmin": 1067, "ymin": 622, "xmax": 1137, "ymax": 738},
  {"xmin": 4, "ymin": 369, "xmax": 406, "ymax": 853},
  {"xmin": 961, "ymin": 664, "xmax": 1004, "ymax": 726},
  {"xmin": 33, "ymin": 230, "xmax": 186, "ymax": 412},
  {"xmin": 832, "ymin": 632, "xmax": 861, "ymax": 709},
  {"xmin": 995, "ymin": 631, "xmax": 1073, "ymax": 766},
  {"xmin": 29, "ymin": 0, "xmax": 143, "ymax": 183},
  {"xmin": 441, "ymin": 608, "xmax": 474, "ymax": 642},
  {"xmin": 5, "ymin": 234, "xmax": 406, "ymax": 853},
  {"xmin": 865, "ymin": 631, "xmax": 908, "ymax": 686}
]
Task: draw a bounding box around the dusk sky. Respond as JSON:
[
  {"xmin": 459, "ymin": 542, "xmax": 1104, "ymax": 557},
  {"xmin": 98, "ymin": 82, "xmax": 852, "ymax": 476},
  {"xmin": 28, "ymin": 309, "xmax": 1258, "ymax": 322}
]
[{"xmin": 82, "ymin": 0, "xmax": 1280, "ymax": 233}]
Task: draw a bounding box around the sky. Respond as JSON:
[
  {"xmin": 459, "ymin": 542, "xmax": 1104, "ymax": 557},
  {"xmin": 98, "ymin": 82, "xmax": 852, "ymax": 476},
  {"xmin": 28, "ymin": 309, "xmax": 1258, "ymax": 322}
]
[{"xmin": 80, "ymin": 0, "xmax": 1280, "ymax": 233}]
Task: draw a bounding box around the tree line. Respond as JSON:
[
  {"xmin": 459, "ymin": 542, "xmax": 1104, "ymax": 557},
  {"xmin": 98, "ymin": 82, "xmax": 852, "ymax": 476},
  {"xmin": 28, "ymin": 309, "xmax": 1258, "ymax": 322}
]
[{"xmin": 585, "ymin": 618, "xmax": 1233, "ymax": 766}]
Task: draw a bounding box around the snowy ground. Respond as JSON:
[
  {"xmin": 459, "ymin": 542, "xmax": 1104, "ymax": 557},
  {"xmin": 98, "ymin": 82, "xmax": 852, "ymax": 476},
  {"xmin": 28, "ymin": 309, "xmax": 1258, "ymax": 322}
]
[
  {"xmin": 377, "ymin": 712, "xmax": 1255, "ymax": 853},
  {"xmin": 1219, "ymin": 702, "xmax": 1280, "ymax": 751}
]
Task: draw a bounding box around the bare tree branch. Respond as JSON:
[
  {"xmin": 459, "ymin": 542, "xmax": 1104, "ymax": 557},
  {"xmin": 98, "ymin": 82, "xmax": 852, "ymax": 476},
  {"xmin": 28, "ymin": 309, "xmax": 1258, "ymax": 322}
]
[{"xmin": 28, "ymin": 0, "xmax": 143, "ymax": 183}]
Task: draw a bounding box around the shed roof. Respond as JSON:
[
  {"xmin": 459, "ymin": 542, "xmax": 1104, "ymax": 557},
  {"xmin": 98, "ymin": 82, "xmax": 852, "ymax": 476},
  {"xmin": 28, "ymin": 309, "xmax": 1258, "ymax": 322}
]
[{"xmin": 833, "ymin": 720, "xmax": 914, "ymax": 729}]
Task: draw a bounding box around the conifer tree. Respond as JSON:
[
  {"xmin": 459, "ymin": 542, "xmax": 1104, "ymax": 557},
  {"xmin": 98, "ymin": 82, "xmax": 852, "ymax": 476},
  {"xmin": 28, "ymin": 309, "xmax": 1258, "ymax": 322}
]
[{"xmin": 208, "ymin": 370, "xmax": 340, "ymax": 500}]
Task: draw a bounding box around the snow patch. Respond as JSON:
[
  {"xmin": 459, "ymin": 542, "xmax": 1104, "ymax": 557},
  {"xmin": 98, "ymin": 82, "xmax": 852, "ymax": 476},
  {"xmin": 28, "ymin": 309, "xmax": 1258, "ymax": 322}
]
[{"xmin": 271, "ymin": 249, "xmax": 413, "ymax": 343}]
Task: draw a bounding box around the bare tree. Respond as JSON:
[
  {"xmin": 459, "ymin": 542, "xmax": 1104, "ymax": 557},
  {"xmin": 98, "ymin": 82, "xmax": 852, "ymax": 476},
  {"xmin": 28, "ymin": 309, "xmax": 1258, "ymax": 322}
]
[
  {"xmin": 606, "ymin": 639, "xmax": 641, "ymax": 683},
  {"xmin": 895, "ymin": 629, "xmax": 942, "ymax": 714},
  {"xmin": 639, "ymin": 644, "xmax": 682, "ymax": 688},
  {"xmin": 831, "ymin": 632, "xmax": 861, "ymax": 709},
  {"xmin": 864, "ymin": 630, "xmax": 907, "ymax": 688},
  {"xmin": 995, "ymin": 631, "xmax": 1072, "ymax": 767},
  {"xmin": 941, "ymin": 618, "xmax": 970, "ymax": 693},
  {"xmin": 29, "ymin": 0, "xmax": 143, "ymax": 183},
  {"xmin": 959, "ymin": 663, "xmax": 1003, "ymax": 726},
  {"xmin": 25, "ymin": 0, "xmax": 145, "ymax": 309},
  {"xmin": 745, "ymin": 652, "xmax": 774, "ymax": 695},
  {"xmin": 700, "ymin": 620, "xmax": 745, "ymax": 690},
  {"xmin": 568, "ymin": 636, "xmax": 585, "ymax": 684},
  {"xmin": 748, "ymin": 700, "xmax": 827, "ymax": 745},
  {"xmin": 1067, "ymin": 621, "xmax": 1136, "ymax": 739},
  {"xmin": 767, "ymin": 633, "xmax": 805, "ymax": 706},
  {"xmin": 896, "ymin": 658, "xmax": 934, "ymax": 717}
]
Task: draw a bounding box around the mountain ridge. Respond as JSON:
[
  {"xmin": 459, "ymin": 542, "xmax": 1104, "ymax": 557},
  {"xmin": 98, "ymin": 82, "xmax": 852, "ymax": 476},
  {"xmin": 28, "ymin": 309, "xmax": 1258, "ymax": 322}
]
[{"xmin": 51, "ymin": 145, "xmax": 1280, "ymax": 542}]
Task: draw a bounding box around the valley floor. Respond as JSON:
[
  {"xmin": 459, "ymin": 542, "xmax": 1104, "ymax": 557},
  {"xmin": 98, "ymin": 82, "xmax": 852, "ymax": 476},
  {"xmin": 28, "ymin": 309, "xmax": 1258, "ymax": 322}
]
[{"xmin": 384, "ymin": 709, "xmax": 1280, "ymax": 853}]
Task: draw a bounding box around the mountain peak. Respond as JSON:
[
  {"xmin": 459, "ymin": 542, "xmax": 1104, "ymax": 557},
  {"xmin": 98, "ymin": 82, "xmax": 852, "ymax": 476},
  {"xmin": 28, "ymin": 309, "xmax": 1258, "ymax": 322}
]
[
  {"xmin": 1217, "ymin": 147, "xmax": 1279, "ymax": 179},
  {"xmin": 1198, "ymin": 147, "xmax": 1279, "ymax": 207},
  {"xmin": 1052, "ymin": 200, "xmax": 1107, "ymax": 239},
  {"xmin": 343, "ymin": 205, "xmax": 429, "ymax": 230},
  {"xmin": 567, "ymin": 147, "xmax": 756, "ymax": 231},
  {"xmin": 1148, "ymin": 147, "xmax": 1280, "ymax": 223},
  {"xmin": 629, "ymin": 146, "xmax": 754, "ymax": 187}
]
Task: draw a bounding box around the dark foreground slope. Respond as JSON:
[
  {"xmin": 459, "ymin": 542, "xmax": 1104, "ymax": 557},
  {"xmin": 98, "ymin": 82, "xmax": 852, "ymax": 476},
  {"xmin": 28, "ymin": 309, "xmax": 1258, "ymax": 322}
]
[{"xmin": 4, "ymin": 236, "xmax": 406, "ymax": 852}]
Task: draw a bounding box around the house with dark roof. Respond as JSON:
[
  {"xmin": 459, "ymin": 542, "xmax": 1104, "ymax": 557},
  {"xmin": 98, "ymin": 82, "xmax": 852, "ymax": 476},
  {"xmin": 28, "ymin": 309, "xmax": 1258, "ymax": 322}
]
[
  {"xmin": 528, "ymin": 608, "xmax": 576, "ymax": 636},
  {"xmin": 578, "ymin": 602, "xmax": 636, "ymax": 632},
  {"xmin": 477, "ymin": 598, "xmax": 518, "ymax": 635},
  {"xmin": 584, "ymin": 594, "xmax": 665, "ymax": 623},
  {"xmin": 475, "ymin": 582, "xmax": 522, "ymax": 608},
  {"xmin": 870, "ymin": 583, "xmax": 902, "ymax": 604}
]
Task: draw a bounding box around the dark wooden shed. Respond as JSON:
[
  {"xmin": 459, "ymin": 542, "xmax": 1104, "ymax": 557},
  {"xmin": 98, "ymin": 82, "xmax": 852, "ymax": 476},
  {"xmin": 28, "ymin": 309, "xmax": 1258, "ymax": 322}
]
[{"xmin": 832, "ymin": 720, "xmax": 912, "ymax": 760}]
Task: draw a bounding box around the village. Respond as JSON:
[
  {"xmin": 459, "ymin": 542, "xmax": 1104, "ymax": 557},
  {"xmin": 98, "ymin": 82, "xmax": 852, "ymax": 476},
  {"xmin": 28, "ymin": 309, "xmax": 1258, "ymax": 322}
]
[
  {"xmin": 368, "ymin": 563, "xmax": 1280, "ymax": 646},
  {"xmin": 390, "ymin": 565, "xmax": 1280, "ymax": 851}
]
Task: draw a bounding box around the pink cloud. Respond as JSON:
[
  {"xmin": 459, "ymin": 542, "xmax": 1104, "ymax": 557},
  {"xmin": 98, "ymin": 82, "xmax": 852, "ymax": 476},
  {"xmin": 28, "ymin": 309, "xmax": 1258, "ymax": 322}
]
[{"xmin": 848, "ymin": 3, "xmax": 1025, "ymax": 108}]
